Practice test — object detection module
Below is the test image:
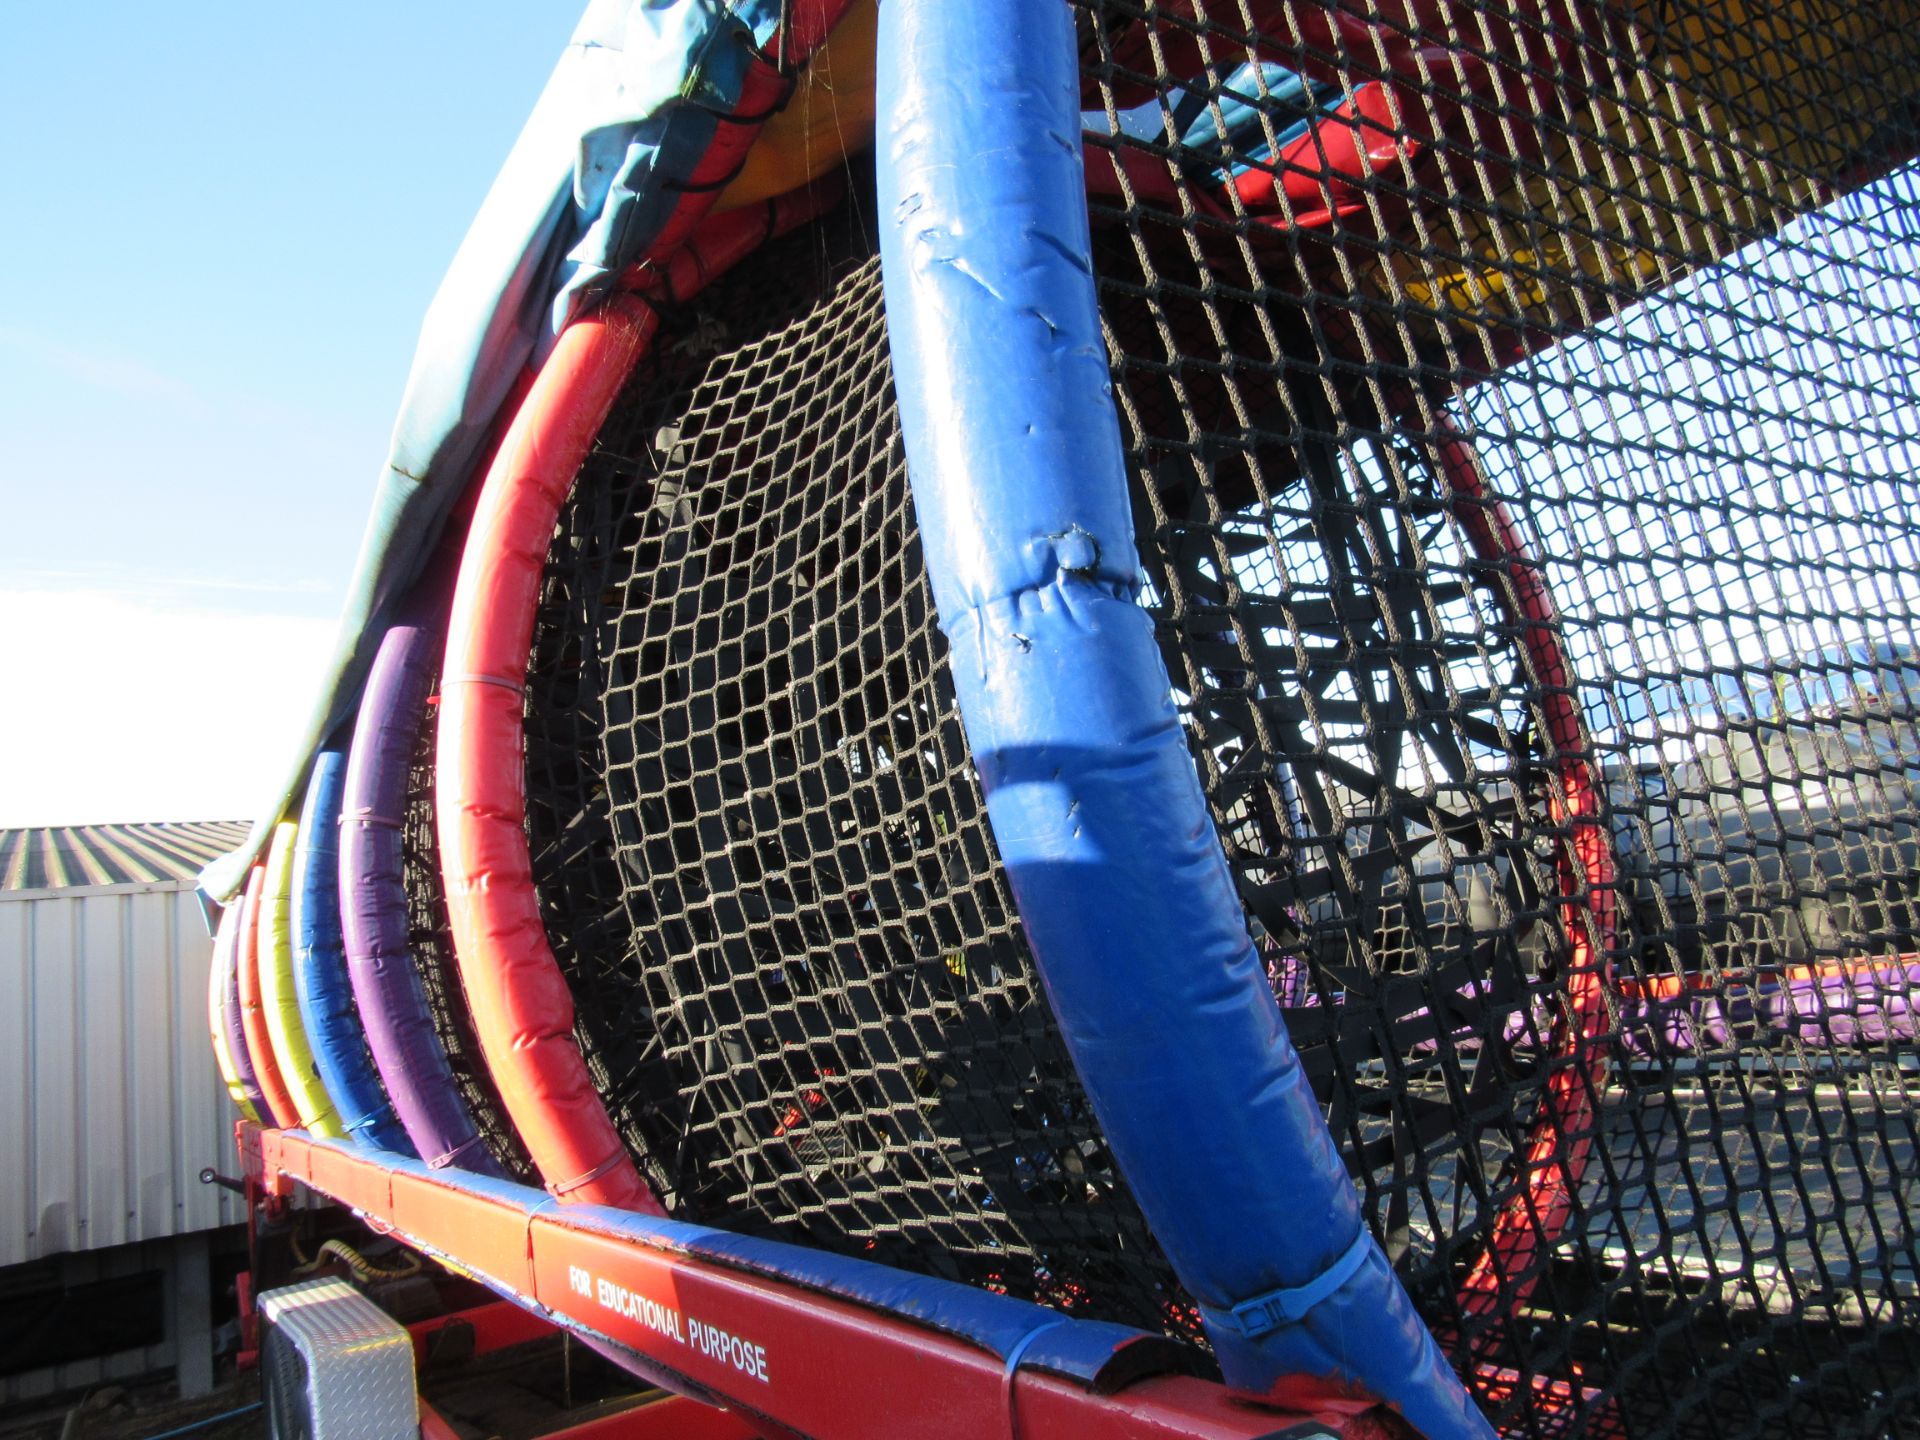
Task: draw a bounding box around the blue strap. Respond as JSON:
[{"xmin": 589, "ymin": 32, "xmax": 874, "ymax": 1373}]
[
  {"xmin": 1001, "ymin": 1317, "xmax": 1070, "ymax": 1379},
  {"xmin": 1203, "ymin": 1229, "xmax": 1373, "ymax": 1340},
  {"xmin": 1001, "ymin": 1318, "xmax": 1069, "ymax": 1440}
]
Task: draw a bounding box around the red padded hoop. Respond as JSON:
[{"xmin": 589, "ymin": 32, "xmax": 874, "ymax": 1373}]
[
  {"xmin": 237, "ymin": 862, "xmax": 300, "ymax": 1129},
  {"xmin": 1437, "ymin": 422, "xmax": 1619, "ymax": 1326},
  {"xmin": 439, "ymin": 292, "xmax": 661, "ymax": 1210},
  {"xmin": 437, "ymin": 182, "xmax": 843, "ymax": 1210}
]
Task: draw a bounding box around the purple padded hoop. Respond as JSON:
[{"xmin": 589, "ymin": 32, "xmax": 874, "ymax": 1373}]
[
  {"xmin": 339, "ymin": 585, "xmax": 506, "ymax": 1177},
  {"xmin": 218, "ymin": 900, "xmax": 269, "ymax": 1119}
]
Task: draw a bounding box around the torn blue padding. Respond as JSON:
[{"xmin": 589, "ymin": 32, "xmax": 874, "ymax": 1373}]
[
  {"xmin": 876, "ymin": 5, "xmax": 1493, "ymax": 1438},
  {"xmin": 201, "ymin": 0, "xmax": 784, "ymax": 902},
  {"xmin": 573, "ymin": 1208, "xmax": 1183, "ymax": 1390},
  {"xmin": 302, "ymin": 1141, "xmax": 1181, "ymax": 1391},
  {"xmin": 319, "ymin": 1136, "xmax": 1180, "ymax": 1390},
  {"xmin": 292, "ymin": 748, "xmax": 414, "ymax": 1156}
]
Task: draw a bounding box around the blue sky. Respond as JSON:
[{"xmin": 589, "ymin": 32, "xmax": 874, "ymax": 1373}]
[{"xmin": 0, "ymin": 5, "xmax": 580, "ymax": 824}]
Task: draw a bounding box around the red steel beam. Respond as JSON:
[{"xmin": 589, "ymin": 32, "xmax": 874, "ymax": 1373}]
[
  {"xmin": 419, "ymin": 1392, "xmax": 761, "ymax": 1440},
  {"xmin": 540, "ymin": 1394, "xmax": 760, "ymax": 1440},
  {"xmin": 244, "ymin": 1123, "xmax": 1380, "ymax": 1440},
  {"xmin": 416, "ymin": 1400, "xmax": 462, "ymax": 1440}
]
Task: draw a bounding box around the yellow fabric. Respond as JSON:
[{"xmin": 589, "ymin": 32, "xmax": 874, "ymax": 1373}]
[
  {"xmin": 716, "ymin": 0, "xmax": 877, "ymax": 212},
  {"xmin": 1351, "ymin": 5, "xmax": 1920, "ymax": 351},
  {"xmin": 259, "ymin": 819, "xmax": 343, "ymax": 1138},
  {"xmin": 1358, "ymin": 4, "xmax": 1920, "ymax": 350},
  {"xmin": 1661, "ymin": 0, "xmax": 1913, "ymax": 187},
  {"xmin": 206, "ymin": 903, "xmax": 260, "ymax": 1123}
]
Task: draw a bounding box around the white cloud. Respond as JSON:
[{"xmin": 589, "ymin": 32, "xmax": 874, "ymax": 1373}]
[{"xmin": 0, "ymin": 588, "xmax": 335, "ymax": 827}]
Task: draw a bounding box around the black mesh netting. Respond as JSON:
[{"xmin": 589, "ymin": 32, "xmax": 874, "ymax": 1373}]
[
  {"xmin": 402, "ymin": 689, "xmax": 536, "ymax": 1182},
  {"xmin": 1072, "ymin": 1, "xmax": 1919, "ymax": 1436},
  {"xmin": 514, "ymin": 4, "xmax": 1920, "ymax": 1434},
  {"xmin": 522, "ymin": 200, "xmax": 1196, "ymax": 1339}
]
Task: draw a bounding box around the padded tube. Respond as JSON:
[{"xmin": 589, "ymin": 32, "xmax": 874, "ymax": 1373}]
[
  {"xmin": 572, "ymin": 1208, "xmax": 1185, "ymax": 1390},
  {"xmin": 260, "ymin": 820, "xmax": 342, "ymax": 1137},
  {"xmin": 295, "ymin": 748, "xmax": 414, "ymax": 1155},
  {"xmin": 341, "ymin": 603, "xmax": 505, "ymax": 1176},
  {"xmin": 299, "ymin": 1137, "xmax": 1181, "ymax": 1392},
  {"xmin": 438, "ymin": 294, "xmax": 663, "ymax": 1211},
  {"xmin": 207, "ymin": 902, "xmax": 260, "ymax": 1122},
  {"xmin": 1438, "ymin": 427, "xmax": 1617, "ymax": 1326},
  {"xmin": 876, "ymin": 5, "xmax": 1491, "ymax": 1437},
  {"xmin": 436, "ymin": 189, "xmax": 832, "ymax": 1211},
  {"xmin": 218, "ymin": 899, "xmax": 268, "ymax": 1120},
  {"xmin": 237, "ymin": 863, "xmax": 299, "ymax": 1129}
]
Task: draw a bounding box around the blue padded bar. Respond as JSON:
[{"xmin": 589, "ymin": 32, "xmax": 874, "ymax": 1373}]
[
  {"xmin": 572, "ymin": 1208, "xmax": 1181, "ymax": 1390},
  {"xmin": 874, "ymin": 4, "xmax": 1492, "ymax": 1437},
  {"xmin": 311, "ymin": 1141, "xmax": 1178, "ymax": 1392},
  {"xmin": 293, "ymin": 749, "xmax": 415, "ymax": 1156}
]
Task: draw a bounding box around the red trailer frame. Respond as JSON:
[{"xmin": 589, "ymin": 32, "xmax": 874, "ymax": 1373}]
[{"xmin": 240, "ymin": 1120, "xmax": 1405, "ymax": 1440}]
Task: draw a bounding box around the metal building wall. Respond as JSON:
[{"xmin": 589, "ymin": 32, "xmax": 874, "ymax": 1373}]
[{"xmin": 0, "ymin": 881, "xmax": 244, "ymax": 1268}]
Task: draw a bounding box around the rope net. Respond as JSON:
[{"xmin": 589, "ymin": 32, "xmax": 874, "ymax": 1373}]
[
  {"xmin": 1075, "ymin": 1, "xmax": 1919, "ymax": 1435},
  {"xmin": 515, "ymin": 4, "xmax": 1920, "ymax": 1433},
  {"xmin": 523, "ymin": 200, "xmax": 1193, "ymax": 1337}
]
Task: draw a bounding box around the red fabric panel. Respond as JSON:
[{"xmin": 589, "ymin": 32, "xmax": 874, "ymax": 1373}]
[{"xmin": 775, "ymin": 0, "xmax": 864, "ymax": 66}]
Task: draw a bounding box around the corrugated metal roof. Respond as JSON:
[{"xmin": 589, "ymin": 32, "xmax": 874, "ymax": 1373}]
[{"xmin": 0, "ymin": 822, "xmax": 250, "ymax": 892}]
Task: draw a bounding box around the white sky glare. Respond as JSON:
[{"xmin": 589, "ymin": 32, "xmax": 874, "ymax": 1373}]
[{"xmin": 0, "ymin": 589, "xmax": 334, "ymax": 826}]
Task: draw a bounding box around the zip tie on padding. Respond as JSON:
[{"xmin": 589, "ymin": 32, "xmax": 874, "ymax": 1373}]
[
  {"xmin": 441, "ymin": 671, "xmax": 525, "ymax": 696},
  {"xmin": 1201, "ymin": 1229, "xmax": 1373, "ymax": 1339},
  {"xmin": 547, "ymin": 1150, "xmax": 627, "ymax": 1199},
  {"xmin": 1001, "ymin": 1318, "xmax": 1069, "ymax": 1440},
  {"xmin": 1002, "ymin": 1317, "xmax": 1069, "ymax": 1379},
  {"xmin": 425, "ymin": 1134, "xmax": 491, "ymax": 1171}
]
